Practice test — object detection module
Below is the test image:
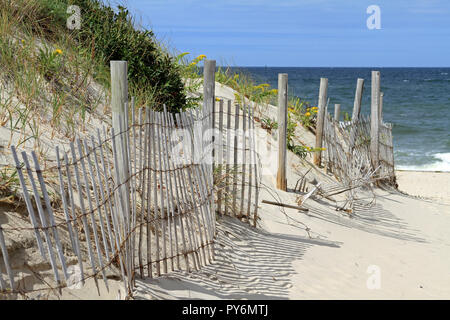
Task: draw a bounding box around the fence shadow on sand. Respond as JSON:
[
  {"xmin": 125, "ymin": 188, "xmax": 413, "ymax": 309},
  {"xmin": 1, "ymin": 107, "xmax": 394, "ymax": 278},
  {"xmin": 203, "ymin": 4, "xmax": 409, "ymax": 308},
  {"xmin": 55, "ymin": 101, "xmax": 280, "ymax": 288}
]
[{"xmin": 133, "ymin": 216, "xmax": 340, "ymax": 300}]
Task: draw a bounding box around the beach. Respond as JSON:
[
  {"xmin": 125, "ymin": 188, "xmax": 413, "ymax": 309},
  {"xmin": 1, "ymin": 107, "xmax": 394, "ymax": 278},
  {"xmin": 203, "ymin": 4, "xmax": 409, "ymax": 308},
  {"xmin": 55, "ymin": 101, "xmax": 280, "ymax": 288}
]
[
  {"xmin": 132, "ymin": 82, "xmax": 450, "ymax": 300},
  {"xmin": 396, "ymin": 170, "xmax": 450, "ymax": 205}
]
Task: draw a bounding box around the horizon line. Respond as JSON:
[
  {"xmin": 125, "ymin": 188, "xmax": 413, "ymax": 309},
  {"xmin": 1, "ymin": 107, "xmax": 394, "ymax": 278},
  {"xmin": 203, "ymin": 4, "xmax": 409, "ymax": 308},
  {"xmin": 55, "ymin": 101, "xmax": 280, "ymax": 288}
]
[{"xmin": 214, "ymin": 66, "xmax": 450, "ymax": 68}]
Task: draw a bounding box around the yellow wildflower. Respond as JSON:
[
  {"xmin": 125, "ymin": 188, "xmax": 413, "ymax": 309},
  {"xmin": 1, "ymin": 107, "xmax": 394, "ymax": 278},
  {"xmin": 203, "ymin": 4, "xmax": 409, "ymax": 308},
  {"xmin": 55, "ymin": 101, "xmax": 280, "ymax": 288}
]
[
  {"xmin": 196, "ymin": 54, "xmax": 207, "ymax": 60},
  {"xmin": 54, "ymin": 49, "xmax": 63, "ymax": 55},
  {"xmin": 21, "ymin": 39, "xmax": 25, "ymax": 44},
  {"xmin": 305, "ymin": 112, "xmax": 311, "ymax": 117},
  {"xmin": 288, "ymin": 108, "xmax": 294, "ymax": 113},
  {"xmin": 215, "ymin": 97, "xmax": 221, "ymax": 101},
  {"xmin": 312, "ymin": 106, "xmax": 318, "ymax": 110}
]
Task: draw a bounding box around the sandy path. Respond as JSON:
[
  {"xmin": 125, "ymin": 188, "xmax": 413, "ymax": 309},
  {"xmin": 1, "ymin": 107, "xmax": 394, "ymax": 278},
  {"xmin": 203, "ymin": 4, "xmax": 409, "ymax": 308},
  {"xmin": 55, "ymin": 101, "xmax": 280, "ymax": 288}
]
[
  {"xmin": 133, "ymin": 82, "xmax": 450, "ymax": 300},
  {"xmin": 134, "ymin": 187, "xmax": 450, "ymax": 300}
]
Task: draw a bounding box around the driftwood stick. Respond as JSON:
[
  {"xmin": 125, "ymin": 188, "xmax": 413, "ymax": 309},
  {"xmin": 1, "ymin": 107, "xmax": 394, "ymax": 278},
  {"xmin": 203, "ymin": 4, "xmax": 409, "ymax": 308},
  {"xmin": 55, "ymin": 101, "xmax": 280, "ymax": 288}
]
[{"xmin": 262, "ymin": 200, "xmax": 309, "ymax": 212}]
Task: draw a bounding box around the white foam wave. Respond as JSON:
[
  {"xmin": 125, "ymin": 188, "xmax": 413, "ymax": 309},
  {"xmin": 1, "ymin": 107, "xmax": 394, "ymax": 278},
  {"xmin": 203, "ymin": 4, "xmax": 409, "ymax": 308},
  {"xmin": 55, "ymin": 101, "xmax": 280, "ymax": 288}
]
[{"xmin": 396, "ymin": 153, "xmax": 450, "ymax": 172}]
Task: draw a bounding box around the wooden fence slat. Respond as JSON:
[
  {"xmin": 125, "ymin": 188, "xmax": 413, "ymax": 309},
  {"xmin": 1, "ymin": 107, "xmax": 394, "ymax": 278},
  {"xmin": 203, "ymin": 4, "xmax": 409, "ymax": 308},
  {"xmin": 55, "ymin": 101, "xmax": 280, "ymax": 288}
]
[
  {"xmin": 83, "ymin": 140, "xmax": 111, "ymax": 261},
  {"xmin": 251, "ymin": 104, "xmax": 260, "ymax": 227},
  {"xmin": 174, "ymin": 113, "xmax": 201, "ymax": 270},
  {"xmin": 119, "ymin": 113, "xmax": 133, "ymax": 289},
  {"xmin": 166, "ymin": 112, "xmax": 190, "ymax": 271},
  {"xmin": 161, "ymin": 108, "xmax": 177, "ymax": 271},
  {"xmin": 162, "ymin": 107, "xmax": 176, "ymax": 272},
  {"xmin": 163, "ymin": 109, "xmax": 181, "ymax": 270},
  {"xmin": 246, "ymin": 103, "xmax": 253, "ymax": 221},
  {"xmin": 111, "ymin": 126, "xmax": 133, "ymax": 293},
  {"xmin": 191, "ymin": 107, "xmax": 216, "ymax": 244},
  {"xmin": 21, "ymin": 151, "xmax": 61, "ymax": 288},
  {"xmin": 180, "ymin": 113, "xmax": 209, "ymax": 266},
  {"xmin": 155, "ymin": 112, "xmax": 168, "ymax": 274},
  {"xmin": 149, "ymin": 111, "xmax": 161, "ymax": 276},
  {"xmin": 76, "ymin": 140, "xmax": 109, "ymax": 291},
  {"xmin": 144, "ymin": 108, "xmax": 152, "ymax": 278},
  {"xmin": 232, "ymin": 103, "xmax": 240, "ymax": 216},
  {"xmin": 31, "ymin": 151, "xmax": 69, "ymax": 282},
  {"xmin": 174, "ymin": 113, "xmax": 198, "ymax": 271},
  {"xmin": 0, "ymin": 265, "xmax": 6, "ymax": 291},
  {"xmin": 70, "ymin": 141, "xmax": 101, "ymax": 294},
  {"xmin": 0, "ymin": 225, "xmax": 14, "ymax": 290},
  {"xmin": 217, "ymin": 100, "xmax": 224, "ymax": 215},
  {"xmin": 96, "ymin": 129, "xmax": 118, "ymax": 255},
  {"xmin": 225, "ymin": 100, "xmax": 232, "ymax": 216},
  {"xmin": 102, "ymin": 128, "xmax": 129, "ymax": 292},
  {"xmin": 90, "ymin": 136, "xmax": 115, "ymax": 263},
  {"xmin": 334, "ymin": 104, "xmax": 341, "ymax": 121},
  {"xmin": 186, "ymin": 109, "xmax": 215, "ymax": 256},
  {"xmin": 129, "ymin": 100, "xmax": 138, "ymax": 279},
  {"xmin": 137, "ymin": 107, "xmax": 145, "ymax": 278},
  {"xmin": 240, "ymin": 103, "xmax": 247, "ymax": 217},
  {"xmin": 352, "ymin": 78, "xmax": 365, "ymax": 121},
  {"xmin": 63, "ymin": 152, "xmax": 85, "ymax": 284},
  {"xmin": 55, "ymin": 147, "xmax": 77, "ymax": 256},
  {"xmin": 10, "ymin": 146, "xmax": 46, "ymax": 259}
]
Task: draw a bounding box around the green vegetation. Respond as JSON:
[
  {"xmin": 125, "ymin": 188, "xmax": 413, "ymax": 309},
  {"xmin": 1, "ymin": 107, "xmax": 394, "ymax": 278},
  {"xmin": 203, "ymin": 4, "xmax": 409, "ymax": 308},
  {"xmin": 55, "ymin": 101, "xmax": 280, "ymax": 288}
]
[
  {"xmin": 260, "ymin": 117, "xmax": 278, "ymax": 133},
  {"xmin": 215, "ymin": 66, "xmax": 278, "ymax": 106},
  {"xmin": 0, "ymin": 0, "xmax": 200, "ymax": 197},
  {"xmin": 0, "ymin": 0, "xmax": 192, "ymax": 140}
]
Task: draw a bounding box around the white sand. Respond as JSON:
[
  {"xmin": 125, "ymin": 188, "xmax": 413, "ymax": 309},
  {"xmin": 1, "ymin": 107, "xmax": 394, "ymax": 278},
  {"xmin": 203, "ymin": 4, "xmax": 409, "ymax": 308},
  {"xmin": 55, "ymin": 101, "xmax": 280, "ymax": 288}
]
[
  {"xmin": 134, "ymin": 82, "xmax": 450, "ymax": 300},
  {"xmin": 396, "ymin": 170, "xmax": 450, "ymax": 205}
]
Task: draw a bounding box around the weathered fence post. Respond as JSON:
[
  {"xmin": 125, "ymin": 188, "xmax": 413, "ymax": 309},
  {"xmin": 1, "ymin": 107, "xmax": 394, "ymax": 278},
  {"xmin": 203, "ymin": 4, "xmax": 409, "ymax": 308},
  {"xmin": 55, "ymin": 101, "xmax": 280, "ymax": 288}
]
[
  {"xmin": 110, "ymin": 61, "xmax": 130, "ymax": 243},
  {"xmin": 203, "ymin": 59, "xmax": 216, "ymax": 166},
  {"xmin": 313, "ymin": 78, "xmax": 328, "ymax": 166},
  {"xmin": 352, "ymin": 78, "xmax": 365, "ymax": 122},
  {"xmin": 370, "ymin": 71, "xmax": 381, "ymax": 169},
  {"xmin": 334, "ymin": 104, "xmax": 341, "ymax": 121},
  {"xmin": 276, "ymin": 73, "xmax": 288, "ymax": 191}
]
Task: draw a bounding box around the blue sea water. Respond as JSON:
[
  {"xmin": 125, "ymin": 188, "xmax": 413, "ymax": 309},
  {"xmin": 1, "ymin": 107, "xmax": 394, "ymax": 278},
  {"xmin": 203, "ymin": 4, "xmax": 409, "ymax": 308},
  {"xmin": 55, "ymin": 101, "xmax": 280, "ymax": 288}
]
[{"xmin": 230, "ymin": 67, "xmax": 450, "ymax": 172}]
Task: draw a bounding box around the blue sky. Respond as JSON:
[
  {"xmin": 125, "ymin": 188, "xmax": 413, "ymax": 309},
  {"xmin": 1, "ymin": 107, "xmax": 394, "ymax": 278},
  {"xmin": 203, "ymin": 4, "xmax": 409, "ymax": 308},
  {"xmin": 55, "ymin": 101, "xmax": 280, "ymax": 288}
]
[{"xmin": 120, "ymin": 0, "xmax": 450, "ymax": 67}]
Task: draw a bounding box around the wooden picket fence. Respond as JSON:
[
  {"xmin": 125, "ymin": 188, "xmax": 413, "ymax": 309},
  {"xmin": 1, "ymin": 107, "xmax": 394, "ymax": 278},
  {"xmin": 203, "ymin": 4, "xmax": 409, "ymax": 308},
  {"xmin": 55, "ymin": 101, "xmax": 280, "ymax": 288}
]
[
  {"xmin": 212, "ymin": 100, "xmax": 260, "ymax": 227},
  {"xmin": 322, "ymin": 113, "xmax": 396, "ymax": 186},
  {"xmin": 1, "ymin": 106, "xmax": 218, "ymax": 297}
]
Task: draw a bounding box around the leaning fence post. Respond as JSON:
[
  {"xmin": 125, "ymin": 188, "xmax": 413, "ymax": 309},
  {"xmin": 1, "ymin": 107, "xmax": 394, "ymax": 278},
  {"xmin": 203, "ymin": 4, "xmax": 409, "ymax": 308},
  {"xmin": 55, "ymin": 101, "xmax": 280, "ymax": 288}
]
[
  {"xmin": 352, "ymin": 78, "xmax": 364, "ymax": 122},
  {"xmin": 110, "ymin": 61, "xmax": 130, "ymax": 231},
  {"xmin": 371, "ymin": 71, "xmax": 381, "ymax": 170},
  {"xmin": 313, "ymin": 78, "xmax": 328, "ymax": 166},
  {"xmin": 276, "ymin": 73, "xmax": 288, "ymax": 191},
  {"xmin": 334, "ymin": 104, "xmax": 341, "ymax": 122}
]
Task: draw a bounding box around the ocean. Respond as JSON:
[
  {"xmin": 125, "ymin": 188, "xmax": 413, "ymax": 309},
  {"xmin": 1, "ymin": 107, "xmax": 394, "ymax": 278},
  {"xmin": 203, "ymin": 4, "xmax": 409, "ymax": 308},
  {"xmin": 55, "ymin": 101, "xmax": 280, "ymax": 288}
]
[{"xmin": 230, "ymin": 67, "xmax": 450, "ymax": 172}]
